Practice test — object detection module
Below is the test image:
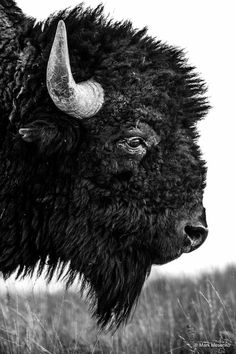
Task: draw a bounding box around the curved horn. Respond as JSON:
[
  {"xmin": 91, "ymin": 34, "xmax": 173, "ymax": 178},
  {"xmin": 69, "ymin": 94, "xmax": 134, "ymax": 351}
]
[{"xmin": 47, "ymin": 20, "xmax": 104, "ymax": 119}]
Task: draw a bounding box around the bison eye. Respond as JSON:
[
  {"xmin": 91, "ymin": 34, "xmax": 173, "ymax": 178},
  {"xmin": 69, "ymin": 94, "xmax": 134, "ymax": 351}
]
[
  {"xmin": 126, "ymin": 137, "xmax": 145, "ymax": 148},
  {"xmin": 117, "ymin": 136, "xmax": 147, "ymax": 155}
]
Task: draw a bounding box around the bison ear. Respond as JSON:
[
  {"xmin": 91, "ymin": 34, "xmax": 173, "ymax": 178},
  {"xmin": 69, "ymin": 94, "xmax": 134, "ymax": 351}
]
[{"xmin": 19, "ymin": 119, "xmax": 80, "ymax": 155}]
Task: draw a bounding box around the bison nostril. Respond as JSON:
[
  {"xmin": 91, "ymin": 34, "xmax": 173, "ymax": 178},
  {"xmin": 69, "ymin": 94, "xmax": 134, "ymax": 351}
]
[
  {"xmin": 185, "ymin": 225, "xmax": 207, "ymax": 240},
  {"xmin": 184, "ymin": 224, "xmax": 208, "ymax": 251}
]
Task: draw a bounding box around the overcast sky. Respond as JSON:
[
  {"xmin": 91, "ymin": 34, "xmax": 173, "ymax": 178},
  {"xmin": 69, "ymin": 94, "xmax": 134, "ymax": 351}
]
[{"xmin": 3, "ymin": 0, "xmax": 235, "ymax": 290}]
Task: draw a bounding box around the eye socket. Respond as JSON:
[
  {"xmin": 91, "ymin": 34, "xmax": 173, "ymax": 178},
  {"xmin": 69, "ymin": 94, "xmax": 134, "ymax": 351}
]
[
  {"xmin": 125, "ymin": 137, "xmax": 146, "ymax": 148},
  {"xmin": 116, "ymin": 136, "xmax": 147, "ymax": 155}
]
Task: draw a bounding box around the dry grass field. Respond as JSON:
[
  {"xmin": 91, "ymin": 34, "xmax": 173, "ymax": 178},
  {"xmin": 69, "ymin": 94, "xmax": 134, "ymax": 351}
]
[{"xmin": 0, "ymin": 266, "xmax": 235, "ymax": 354}]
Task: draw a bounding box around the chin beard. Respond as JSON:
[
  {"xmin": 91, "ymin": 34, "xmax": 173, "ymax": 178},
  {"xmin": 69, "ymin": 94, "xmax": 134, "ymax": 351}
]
[
  {"xmin": 90, "ymin": 253, "xmax": 151, "ymax": 329},
  {"xmin": 60, "ymin": 246, "xmax": 152, "ymax": 330}
]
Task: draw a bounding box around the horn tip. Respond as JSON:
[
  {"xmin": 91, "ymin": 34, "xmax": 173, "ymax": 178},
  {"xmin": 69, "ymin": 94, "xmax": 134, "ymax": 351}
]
[{"xmin": 57, "ymin": 20, "xmax": 66, "ymax": 32}]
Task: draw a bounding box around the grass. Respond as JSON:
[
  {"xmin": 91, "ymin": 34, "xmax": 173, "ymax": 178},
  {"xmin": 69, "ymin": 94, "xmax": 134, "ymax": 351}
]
[{"xmin": 0, "ymin": 266, "xmax": 236, "ymax": 353}]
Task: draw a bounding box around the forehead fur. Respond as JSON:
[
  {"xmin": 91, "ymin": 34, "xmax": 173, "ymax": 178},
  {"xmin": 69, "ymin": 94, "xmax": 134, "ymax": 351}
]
[{"xmin": 23, "ymin": 4, "xmax": 210, "ymax": 129}]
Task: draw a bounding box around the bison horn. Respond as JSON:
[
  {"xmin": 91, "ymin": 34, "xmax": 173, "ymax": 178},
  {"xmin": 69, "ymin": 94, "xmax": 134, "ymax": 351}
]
[{"xmin": 46, "ymin": 20, "xmax": 104, "ymax": 119}]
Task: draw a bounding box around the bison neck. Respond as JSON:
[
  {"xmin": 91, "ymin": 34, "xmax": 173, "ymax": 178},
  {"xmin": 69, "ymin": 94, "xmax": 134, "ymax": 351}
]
[{"xmin": 0, "ymin": 152, "xmax": 152, "ymax": 328}]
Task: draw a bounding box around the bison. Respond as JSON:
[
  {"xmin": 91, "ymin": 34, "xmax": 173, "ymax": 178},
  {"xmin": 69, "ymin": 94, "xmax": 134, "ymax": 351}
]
[{"xmin": 0, "ymin": 0, "xmax": 209, "ymax": 328}]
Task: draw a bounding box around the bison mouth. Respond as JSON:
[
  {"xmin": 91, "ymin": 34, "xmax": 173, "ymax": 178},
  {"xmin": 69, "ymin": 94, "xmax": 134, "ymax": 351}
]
[
  {"xmin": 152, "ymin": 249, "xmax": 182, "ymax": 265},
  {"xmin": 152, "ymin": 225, "xmax": 208, "ymax": 265}
]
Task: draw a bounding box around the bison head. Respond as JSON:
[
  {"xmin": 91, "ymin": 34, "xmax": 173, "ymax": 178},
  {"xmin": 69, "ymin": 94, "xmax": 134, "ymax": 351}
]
[{"xmin": 0, "ymin": 4, "xmax": 209, "ymax": 329}]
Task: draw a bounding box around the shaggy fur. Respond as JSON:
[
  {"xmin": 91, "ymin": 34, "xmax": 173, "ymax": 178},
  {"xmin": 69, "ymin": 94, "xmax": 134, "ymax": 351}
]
[{"xmin": 0, "ymin": 1, "xmax": 209, "ymax": 328}]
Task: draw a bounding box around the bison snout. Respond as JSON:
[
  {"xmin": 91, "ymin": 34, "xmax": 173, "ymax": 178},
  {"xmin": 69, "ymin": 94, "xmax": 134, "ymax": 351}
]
[{"xmin": 182, "ymin": 223, "xmax": 208, "ymax": 253}]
